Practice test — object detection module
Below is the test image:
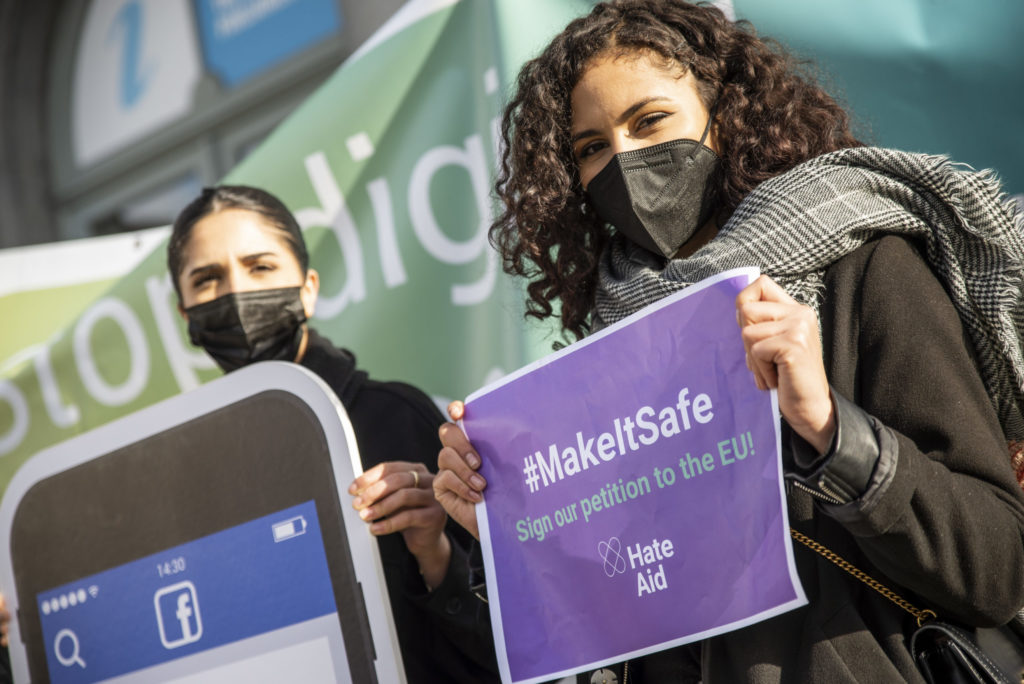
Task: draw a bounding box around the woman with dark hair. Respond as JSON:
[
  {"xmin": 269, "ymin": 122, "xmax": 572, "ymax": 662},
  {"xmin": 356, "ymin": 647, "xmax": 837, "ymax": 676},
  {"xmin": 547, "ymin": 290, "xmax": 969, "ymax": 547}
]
[
  {"xmin": 435, "ymin": 1, "xmax": 1024, "ymax": 681},
  {"xmin": 168, "ymin": 185, "xmax": 498, "ymax": 683}
]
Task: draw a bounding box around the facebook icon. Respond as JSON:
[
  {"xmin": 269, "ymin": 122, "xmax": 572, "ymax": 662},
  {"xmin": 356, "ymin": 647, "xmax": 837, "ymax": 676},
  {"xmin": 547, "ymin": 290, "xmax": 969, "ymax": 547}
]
[{"xmin": 154, "ymin": 581, "xmax": 203, "ymax": 649}]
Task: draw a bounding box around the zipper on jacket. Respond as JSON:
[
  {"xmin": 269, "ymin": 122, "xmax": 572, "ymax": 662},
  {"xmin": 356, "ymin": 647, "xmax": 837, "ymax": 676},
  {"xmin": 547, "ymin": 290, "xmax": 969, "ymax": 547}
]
[{"xmin": 790, "ymin": 479, "xmax": 844, "ymax": 505}]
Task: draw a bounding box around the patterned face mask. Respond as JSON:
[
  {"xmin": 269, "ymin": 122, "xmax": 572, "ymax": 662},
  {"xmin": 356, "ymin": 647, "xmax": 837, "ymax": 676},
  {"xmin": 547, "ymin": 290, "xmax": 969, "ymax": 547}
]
[{"xmin": 587, "ymin": 110, "xmax": 720, "ymax": 259}]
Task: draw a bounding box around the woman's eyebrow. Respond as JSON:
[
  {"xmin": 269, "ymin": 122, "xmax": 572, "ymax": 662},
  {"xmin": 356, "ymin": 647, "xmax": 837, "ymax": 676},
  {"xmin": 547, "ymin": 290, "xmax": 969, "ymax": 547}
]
[
  {"xmin": 187, "ymin": 252, "xmax": 277, "ymax": 279},
  {"xmin": 239, "ymin": 251, "xmax": 276, "ymax": 263},
  {"xmin": 187, "ymin": 263, "xmax": 221, "ymax": 280},
  {"xmin": 570, "ymin": 96, "xmax": 673, "ymax": 144}
]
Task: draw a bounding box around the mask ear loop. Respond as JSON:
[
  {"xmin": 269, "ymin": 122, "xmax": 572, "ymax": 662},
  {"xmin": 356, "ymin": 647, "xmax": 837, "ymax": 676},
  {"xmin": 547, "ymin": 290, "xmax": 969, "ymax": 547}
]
[{"xmin": 689, "ymin": 101, "xmax": 719, "ymax": 163}]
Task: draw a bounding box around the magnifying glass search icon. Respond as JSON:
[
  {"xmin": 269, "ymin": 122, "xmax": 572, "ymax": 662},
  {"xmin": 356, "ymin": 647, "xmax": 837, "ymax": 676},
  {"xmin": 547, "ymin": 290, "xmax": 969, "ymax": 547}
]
[{"xmin": 54, "ymin": 628, "xmax": 86, "ymax": 668}]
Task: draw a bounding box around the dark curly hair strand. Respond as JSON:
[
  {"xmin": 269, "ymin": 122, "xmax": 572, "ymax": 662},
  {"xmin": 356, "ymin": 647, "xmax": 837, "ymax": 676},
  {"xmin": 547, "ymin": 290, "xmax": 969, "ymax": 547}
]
[{"xmin": 491, "ymin": 0, "xmax": 863, "ymax": 342}]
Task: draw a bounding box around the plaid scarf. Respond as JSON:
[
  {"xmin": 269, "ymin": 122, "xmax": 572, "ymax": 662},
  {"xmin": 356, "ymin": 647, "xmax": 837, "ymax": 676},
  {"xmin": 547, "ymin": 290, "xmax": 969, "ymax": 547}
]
[{"xmin": 594, "ymin": 147, "xmax": 1024, "ymax": 478}]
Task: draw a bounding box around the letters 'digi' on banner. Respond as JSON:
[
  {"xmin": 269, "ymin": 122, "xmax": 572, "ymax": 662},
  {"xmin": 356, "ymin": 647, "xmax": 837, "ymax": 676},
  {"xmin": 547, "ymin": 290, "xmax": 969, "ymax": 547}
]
[{"xmin": 463, "ymin": 268, "xmax": 807, "ymax": 684}]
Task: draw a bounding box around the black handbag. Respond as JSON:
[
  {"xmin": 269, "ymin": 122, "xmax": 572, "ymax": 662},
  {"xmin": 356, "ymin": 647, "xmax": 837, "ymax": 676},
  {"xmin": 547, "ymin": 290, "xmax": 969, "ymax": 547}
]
[
  {"xmin": 911, "ymin": 620, "xmax": 1018, "ymax": 684},
  {"xmin": 790, "ymin": 528, "xmax": 1024, "ymax": 684}
]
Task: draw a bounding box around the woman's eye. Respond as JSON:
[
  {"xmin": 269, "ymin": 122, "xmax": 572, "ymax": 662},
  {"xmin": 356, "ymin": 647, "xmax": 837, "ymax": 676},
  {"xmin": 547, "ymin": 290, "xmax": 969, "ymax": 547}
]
[
  {"xmin": 251, "ymin": 263, "xmax": 276, "ymax": 273},
  {"xmin": 192, "ymin": 275, "xmax": 216, "ymax": 288},
  {"xmin": 577, "ymin": 140, "xmax": 605, "ymax": 160},
  {"xmin": 636, "ymin": 112, "xmax": 668, "ymax": 130}
]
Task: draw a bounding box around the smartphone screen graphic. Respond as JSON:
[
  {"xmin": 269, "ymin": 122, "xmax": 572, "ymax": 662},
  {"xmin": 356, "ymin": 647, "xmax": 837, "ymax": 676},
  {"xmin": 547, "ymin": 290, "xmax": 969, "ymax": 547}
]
[{"xmin": 39, "ymin": 500, "xmax": 347, "ymax": 683}]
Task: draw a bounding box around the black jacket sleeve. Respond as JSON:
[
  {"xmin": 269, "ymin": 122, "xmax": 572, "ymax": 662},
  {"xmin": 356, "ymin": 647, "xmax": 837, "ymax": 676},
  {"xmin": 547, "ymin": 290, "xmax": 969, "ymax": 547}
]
[
  {"xmin": 347, "ymin": 380, "xmax": 499, "ymax": 682},
  {"xmin": 404, "ymin": 536, "xmax": 498, "ymax": 675},
  {"xmin": 816, "ymin": 236, "xmax": 1024, "ymax": 626}
]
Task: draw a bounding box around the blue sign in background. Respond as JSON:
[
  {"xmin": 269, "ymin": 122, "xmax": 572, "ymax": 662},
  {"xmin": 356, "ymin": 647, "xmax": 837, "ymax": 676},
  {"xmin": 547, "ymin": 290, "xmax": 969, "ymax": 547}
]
[
  {"xmin": 37, "ymin": 500, "xmax": 336, "ymax": 683},
  {"xmin": 193, "ymin": 0, "xmax": 343, "ymax": 88}
]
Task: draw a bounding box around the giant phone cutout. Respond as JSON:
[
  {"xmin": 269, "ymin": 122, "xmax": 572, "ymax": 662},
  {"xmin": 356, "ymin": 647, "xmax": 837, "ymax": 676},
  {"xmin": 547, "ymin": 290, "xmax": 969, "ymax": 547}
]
[{"xmin": 0, "ymin": 362, "xmax": 404, "ymax": 683}]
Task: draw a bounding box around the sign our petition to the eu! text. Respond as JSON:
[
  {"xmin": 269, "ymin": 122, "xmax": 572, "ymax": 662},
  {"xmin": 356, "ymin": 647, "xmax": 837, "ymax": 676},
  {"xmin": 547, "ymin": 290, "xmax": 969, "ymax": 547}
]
[{"xmin": 463, "ymin": 269, "xmax": 807, "ymax": 684}]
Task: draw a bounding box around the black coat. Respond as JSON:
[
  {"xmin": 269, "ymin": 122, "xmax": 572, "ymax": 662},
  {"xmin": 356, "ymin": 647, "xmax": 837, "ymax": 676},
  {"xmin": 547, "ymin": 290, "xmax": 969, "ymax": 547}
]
[
  {"xmin": 300, "ymin": 329, "xmax": 499, "ymax": 684},
  {"xmin": 573, "ymin": 236, "xmax": 1024, "ymax": 682},
  {"xmin": 698, "ymin": 236, "xmax": 1024, "ymax": 682}
]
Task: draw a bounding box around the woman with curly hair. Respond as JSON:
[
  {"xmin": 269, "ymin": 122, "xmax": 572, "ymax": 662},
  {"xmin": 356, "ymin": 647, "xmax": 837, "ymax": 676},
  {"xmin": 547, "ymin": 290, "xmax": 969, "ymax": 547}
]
[{"xmin": 435, "ymin": 0, "xmax": 1024, "ymax": 681}]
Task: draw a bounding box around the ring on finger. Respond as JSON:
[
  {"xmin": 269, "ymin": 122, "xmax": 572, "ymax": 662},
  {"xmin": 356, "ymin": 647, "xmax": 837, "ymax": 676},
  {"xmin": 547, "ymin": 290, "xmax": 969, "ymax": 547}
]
[{"xmin": 412, "ymin": 470, "xmax": 420, "ymax": 489}]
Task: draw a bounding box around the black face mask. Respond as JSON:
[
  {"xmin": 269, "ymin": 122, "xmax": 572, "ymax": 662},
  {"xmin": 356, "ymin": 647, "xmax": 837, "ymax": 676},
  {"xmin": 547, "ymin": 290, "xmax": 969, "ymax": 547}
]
[
  {"xmin": 185, "ymin": 287, "xmax": 307, "ymax": 373},
  {"xmin": 586, "ymin": 110, "xmax": 721, "ymax": 258}
]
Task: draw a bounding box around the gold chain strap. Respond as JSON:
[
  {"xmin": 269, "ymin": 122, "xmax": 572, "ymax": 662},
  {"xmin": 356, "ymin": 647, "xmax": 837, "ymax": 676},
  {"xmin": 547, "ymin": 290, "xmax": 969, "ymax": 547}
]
[{"xmin": 789, "ymin": 527, "xmax": 937, "ymax": 627}]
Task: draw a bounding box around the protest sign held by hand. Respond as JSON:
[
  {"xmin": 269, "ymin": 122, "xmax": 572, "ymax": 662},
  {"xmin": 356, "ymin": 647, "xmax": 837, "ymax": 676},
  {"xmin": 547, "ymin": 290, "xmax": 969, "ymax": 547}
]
[{"xmin": 463, "ymin": 269, "xmax": 806, "ymax": 684}]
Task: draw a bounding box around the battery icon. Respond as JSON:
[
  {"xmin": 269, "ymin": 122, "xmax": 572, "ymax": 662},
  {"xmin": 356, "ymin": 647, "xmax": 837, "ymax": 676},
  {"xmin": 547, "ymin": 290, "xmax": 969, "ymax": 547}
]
[{"xmin": 272, "ymin": 515, "xmax": 307, "ymax": 542}]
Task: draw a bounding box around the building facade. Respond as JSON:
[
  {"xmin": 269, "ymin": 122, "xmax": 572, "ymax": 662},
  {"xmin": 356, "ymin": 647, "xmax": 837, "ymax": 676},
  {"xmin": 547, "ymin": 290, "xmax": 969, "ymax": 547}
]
[{"xmin": 0, "ymin": 0, "xmax": 403, "ymax": 249}]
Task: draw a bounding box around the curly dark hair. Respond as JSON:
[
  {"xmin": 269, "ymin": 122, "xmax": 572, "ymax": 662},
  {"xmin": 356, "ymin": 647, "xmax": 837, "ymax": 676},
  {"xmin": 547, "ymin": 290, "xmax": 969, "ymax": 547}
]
[{"xmin": 492, "ymin": 0, "xmax": 863, "ymax": 341}]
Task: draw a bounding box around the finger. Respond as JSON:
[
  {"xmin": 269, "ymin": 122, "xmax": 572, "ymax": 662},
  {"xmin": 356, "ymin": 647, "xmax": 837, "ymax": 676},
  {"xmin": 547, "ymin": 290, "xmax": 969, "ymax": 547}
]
[
  {"xmin": 0, "ymin": 601, "xmax": 8, "ymax": 647},
  {"xmin": 743, "ymin": 314, "xmax": 819, "ymax": 360},
  {"xmin": 742, "ymin": 352, "xmax": 772, "ymax": 391},
  {"xmin": 736, "ymin": 274, "xmax": 798, "ymax": 311},
  {"xmin": 438, "ymin": 445, "xmax": 486, "ymax": 491},
  {"xmin": 741, "ymin": 318, "xmax": 793, "ymax": 346},
  {"xmin": 438, "ymin": 422, "xmax": 479, "ymax": 470},
  {"xmin": 737, "ymin": 300, "xmax": 797, "ymax": 325},
  {"xmin": 754, "ymin": 357, "xmax": 779, "ymax": 389},
  {"xmin": 434, "ymin": 467, "xmax": 483, "ymax": 504},
  {"xmin": 360, "ymin": 485, "xmax": 438, "ymax": 521},
  {"xmin": 350, "ymin": 461, "xmax": 426, "ymax": 495},
  {"xmin": 349, "ymin": 461, "xmax": 385, "ymax": 495},
  {"xmin": 750, "ymin": 333, "xmax": 815, "ymax": 388},
  {"xmin": 739, "ymin": 314, "xmax": 792, "ymax": 390},
  {"xmin": 434, "ymin": 486, "xmax": 480, "ymax": 540},
  {"xmin": 370, "ymin": 505, "xmax": 443, "ymax": 536},
  {"xmin": 438, "ymin": 423, "xmax": 478, "ymax": 468},
  {"xmin": 447, "ymin": 400, "xmax": 466, "ymax": 422},
  {"xmin": 351, "ymin": 461, "xmax": 422, "ymax": 491},
  {"xmin": 738, "ymin": 326, "xmax": 780, "ymax": 390},
  {"xmin": 740, "ymin": 301, "xmax": 820, "ymax": 391},
  {"xmin": 354, "ymin": 469, "xmax": 433, "ymax": 510},
  {"xmin": 749, "ymin": 329, "xmax": 814, "ymax": 367},
  {"xmin": 738, "ymin": 327, "xmax": 773, "ymax": 391}
]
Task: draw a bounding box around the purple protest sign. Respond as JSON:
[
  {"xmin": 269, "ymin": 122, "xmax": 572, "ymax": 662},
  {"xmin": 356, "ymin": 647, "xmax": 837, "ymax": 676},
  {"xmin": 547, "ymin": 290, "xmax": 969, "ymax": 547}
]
[{"xmin": 463, "ymin": 269, "xmax": 806, "ymax": 684}]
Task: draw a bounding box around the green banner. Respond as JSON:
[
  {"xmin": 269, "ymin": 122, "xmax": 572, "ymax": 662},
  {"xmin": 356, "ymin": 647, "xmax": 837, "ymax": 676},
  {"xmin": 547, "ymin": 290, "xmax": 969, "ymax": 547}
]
[{"xmin": 2, "ymin": 0, "xmax": 1022, "ymax": 501}]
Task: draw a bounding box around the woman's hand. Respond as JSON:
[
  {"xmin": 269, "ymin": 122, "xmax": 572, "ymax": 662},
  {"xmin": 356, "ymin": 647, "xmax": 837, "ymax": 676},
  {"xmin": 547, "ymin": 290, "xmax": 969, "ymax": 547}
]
[
  {"xmin": 349, "ymin": 461, "xmax": 450, "ymax": 589},
  {"xmin": 737, "ymin": 275, "xmax": 836, "ymax": 453},
  {"xmin": 434, "ymin": 401, "xmax": 486, "ymax": 540},
  {"xmin": 1, "ymin": 591, "xmax": 10, "ymax": 647}
]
